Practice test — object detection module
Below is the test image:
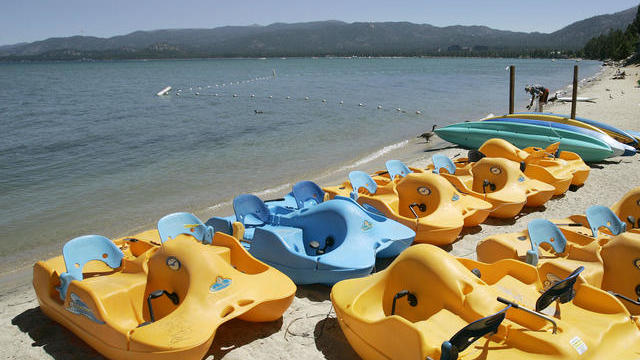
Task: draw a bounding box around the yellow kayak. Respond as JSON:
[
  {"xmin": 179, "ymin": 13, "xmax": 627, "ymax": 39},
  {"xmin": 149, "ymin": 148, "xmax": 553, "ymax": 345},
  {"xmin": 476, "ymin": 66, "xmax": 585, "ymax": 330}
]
[
  {"xmin": 332, "ymin": 244, "xmax": 640, "ymax": 360},
  {"xmin": 33, "ymin": 212, "xmax": 295, "ymax": 360}
]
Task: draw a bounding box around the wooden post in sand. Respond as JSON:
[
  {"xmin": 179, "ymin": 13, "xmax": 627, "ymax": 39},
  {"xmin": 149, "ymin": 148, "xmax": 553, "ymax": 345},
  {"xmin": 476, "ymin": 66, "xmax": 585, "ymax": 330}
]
[
  {"xmin": 570, "ymin": 65, "xmax": 578, "ymax": 119},
  {"xmin": 509, "ymin": 65, "xmax": 515, "ymax": 114}
]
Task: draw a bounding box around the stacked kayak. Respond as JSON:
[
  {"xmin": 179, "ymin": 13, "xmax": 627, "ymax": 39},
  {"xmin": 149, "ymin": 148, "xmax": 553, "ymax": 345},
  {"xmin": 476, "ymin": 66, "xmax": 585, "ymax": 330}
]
[
  {"xmin": 426, "ymin": 155, "xmax": 556, "ymax": 218},
  {"xmin": 33, "ymin": 212, "xmax": 296, "ymax": 360},
  {"xmin": 207, "ymin": 189, "xmax": 415, "ymax": 285},
  {"xmin": 451, "ymin": 138, "xmax": 589, "ymax": 195},
  {"xmin": 484, "ymin": 117, "xmax": 636, "ymax": 157},
  {"xmin": 322, "ymin": 160, "xmax": 492, "ymax": 245},
  {"xmin": 435, "ymin": 120, "xmax": 614, "ymax": 162},
  {"xmin": 498, "ymin": 112, "xmax": 639, "ymax": 149},
  {"xmin": 331, "ymin": 244, "xmax": 640, "ymax": 360}
]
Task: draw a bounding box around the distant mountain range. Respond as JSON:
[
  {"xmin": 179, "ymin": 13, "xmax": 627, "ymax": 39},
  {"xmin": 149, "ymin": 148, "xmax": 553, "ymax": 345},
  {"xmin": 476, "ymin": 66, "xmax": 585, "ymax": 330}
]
[{"xmin": 1, "ymin": 6, "xmax": 637, "ymax": 60}]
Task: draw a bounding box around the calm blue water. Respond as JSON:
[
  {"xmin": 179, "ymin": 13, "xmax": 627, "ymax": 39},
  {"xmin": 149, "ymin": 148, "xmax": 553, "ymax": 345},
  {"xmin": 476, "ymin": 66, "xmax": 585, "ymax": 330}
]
[{"xmin": 0, "ymin": 57, "xmax": 600, "ymax": 267}]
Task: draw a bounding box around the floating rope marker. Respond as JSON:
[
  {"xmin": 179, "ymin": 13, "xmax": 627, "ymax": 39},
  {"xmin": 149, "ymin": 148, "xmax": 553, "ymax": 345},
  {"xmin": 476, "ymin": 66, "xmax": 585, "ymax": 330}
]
[{"xmin": 156, "ymin": 86, "xmax": 172, "ymax": 96}]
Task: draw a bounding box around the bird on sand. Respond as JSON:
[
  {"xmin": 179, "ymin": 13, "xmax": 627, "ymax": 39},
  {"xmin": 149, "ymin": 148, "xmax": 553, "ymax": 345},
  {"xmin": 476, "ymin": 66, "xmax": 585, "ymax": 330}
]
[{"xmin": 417, "ymin": 124, "xmax": 437, "ymax": 143}]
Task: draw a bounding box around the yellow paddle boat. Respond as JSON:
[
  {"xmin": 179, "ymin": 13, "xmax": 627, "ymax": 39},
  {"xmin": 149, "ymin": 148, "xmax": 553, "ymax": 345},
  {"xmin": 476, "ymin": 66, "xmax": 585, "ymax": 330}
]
[
  {"xmin": 612, "ymin": 186, "xmax": 640, "ymax": 232},
  {"xmin": 331, "ymin": 244, "xmax": 640, "ymax": 360},
  {"xmin": 323, "ymin": 161, "xmax": 492, "ymax": 245},
  {"xmin": 33, "ymin": 212, "xmax": 296, "ymax": 360},
  {"xmin": 476, "ymin": 217, "xmax": 640, "ymax": 315},
  {"xmin": 466, "ymin": 139, "xmax": 589, "ymax": 194},
  {"xmin": 426, "ymin": 155, "xmax": 556, "ymax": 218}
]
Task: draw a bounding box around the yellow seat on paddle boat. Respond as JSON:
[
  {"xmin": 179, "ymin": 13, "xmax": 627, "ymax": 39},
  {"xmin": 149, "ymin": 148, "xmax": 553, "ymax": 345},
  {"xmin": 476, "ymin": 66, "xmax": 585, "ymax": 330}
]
[
  {"xmin": 470, "ymin": 139, "xmax": 588, "ymax": 195},
  {"xmin": 611, "ymin": 186, "xmax": 640, "ymax": 233},
  {"xmin": 426, "ymin": 155, "xmax": 555, "ymax": 218},
  {"xmin": 323, "ymin": 161, "xmax": 492, "ymax": 245},
  {"xmin": 33, "ymin": 212, "xmax": 295, "ymax": 360},
  {"xmin": 477, "ymin": 217, "xmax": 640, "ymax": 315},
  {"xmin": 331, "ymin": 244, "xmax": 640, "ymax": 360}
]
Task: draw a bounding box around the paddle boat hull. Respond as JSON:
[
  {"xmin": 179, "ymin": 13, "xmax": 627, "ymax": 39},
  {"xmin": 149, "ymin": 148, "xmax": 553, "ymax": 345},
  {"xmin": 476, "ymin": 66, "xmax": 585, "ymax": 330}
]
[
  {"xmin": 33, "ymin": 213, "xmax": 296, "ymax": 360},
  {"xmin": 332, "ymin": 244, "xmax": 640, "ymax": 360},
  {"xmin": 208, "ymin": 193, "xmax": 415, "ymax": 285}
]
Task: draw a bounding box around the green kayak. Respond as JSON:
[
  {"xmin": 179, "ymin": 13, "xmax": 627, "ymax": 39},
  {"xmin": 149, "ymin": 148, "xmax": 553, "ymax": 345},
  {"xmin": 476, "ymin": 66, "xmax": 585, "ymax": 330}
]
[{"xmin": 434, "ymin": 120, "xmax": 613, "ymax": 162}]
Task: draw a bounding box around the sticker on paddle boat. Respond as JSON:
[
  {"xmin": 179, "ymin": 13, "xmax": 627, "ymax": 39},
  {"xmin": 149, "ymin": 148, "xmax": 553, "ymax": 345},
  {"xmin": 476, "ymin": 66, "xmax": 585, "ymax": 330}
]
[
  {"xmin": 543, "ymin": 273, "xmax": 563, "ymax": 290},
  {"xmin": 166, "ymin": 256, "xmax": 181, "ymax": 271},
  {"xmin": 361, "ymin": 220, "xmax": 373, "ymax": 231},
  {"xmin": 452, "ymin": 193, "xmax": 460, "ymax": 201},
  {"xmin": 66, "ymin": 293, "xmax": 105, "ymax": 324},
  {"xmin": 210, "ymin": 276, "xmax": 232, "ymax": 292},
  {"xmin": 569, "ymin": 336, "xmax": 588, "ymax": 355}
]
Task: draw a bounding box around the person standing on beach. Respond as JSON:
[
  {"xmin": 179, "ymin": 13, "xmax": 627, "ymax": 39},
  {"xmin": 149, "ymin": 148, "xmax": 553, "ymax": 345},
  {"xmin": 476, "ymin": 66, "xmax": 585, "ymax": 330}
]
[{"xmin": 525, "ymin": 84, "xmax": 549, "ymax": 112}]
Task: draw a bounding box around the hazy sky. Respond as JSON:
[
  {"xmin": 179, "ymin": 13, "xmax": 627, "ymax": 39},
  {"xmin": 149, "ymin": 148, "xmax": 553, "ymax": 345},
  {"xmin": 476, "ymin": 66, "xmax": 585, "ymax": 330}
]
[{"xmin": 2, "ymin": 0, "xmax": 638, "ymax": 46}]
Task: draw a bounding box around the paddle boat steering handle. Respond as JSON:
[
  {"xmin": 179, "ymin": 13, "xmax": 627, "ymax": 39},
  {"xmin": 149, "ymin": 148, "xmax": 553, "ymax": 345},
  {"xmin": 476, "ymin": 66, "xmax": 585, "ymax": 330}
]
[
  {"xmin": 482, "ymin": 180, "xmax": 496, "ymax": 193},
  {"xmin": 391, "ymin": 290, "xmax": 417, "ymax": 315},
  {"xmin": 147, "ymin": 290, "xmax": 179, "ymax": 323},
  {"xmin": 608, "ymin": 287, "xmax": 640, "ymax": 306},
  {"xmin": 409, "ymin": 203, "xmax": 427, "ymax": 219},
  {"xmin": 497, "ymin": 297, "xmax": 557, "ymax": 334}
]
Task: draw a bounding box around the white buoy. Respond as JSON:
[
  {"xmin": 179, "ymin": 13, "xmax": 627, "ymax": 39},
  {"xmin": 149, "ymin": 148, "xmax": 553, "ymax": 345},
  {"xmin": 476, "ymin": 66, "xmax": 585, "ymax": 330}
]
[
  {"xmin": 268, "ymin": 95, "xmax": 273, "ymax": 99},
  {"xmin": 305, "ymin": 96, "xmax": 310, "ymax": 100},
  {"xmin": 250, "ymin": 94, "xmax": 255, "ymax": 98},
  {"xmin": 358, "ymin": 103, "xmax": 364, "ymax": 107},
  {"xmin": 233, "ymin": 94, "xmax": 238, "ymax": 97},
  {"xmin": 322, "ymin": 99, "xmax": 327, "ymax": 103},
  {"xmin": 339, "ymin": 100, "xmax": 344, "ymax": 105},
  {"xmin": 286, "ymin": 96, "xmax": 291, "ymax": 99},
  {"xmin": 195, "ymin": 92, "xmax": 200, "ymax": 96},
  {"xmin": 214, "ymin": 93, "xmax": 219, "ymax": 96},
  {"xmin": 377, "ymin": 105, "xmax": 382, "ymax": 109},
  {"xmin": 156, "ymin": 86, "xmax": 172, "ymax": 96},
  {"xmin": 396, "ymin": 107, "xmax": 401, "ymax": 112},
  {"xmin": 416, "ymin": 110, "xmax": 421, "ymax": 115}
]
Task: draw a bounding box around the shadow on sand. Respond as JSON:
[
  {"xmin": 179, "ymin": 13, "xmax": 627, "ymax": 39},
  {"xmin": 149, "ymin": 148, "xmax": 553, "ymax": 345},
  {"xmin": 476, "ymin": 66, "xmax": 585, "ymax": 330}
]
[
  {"xmin": 12, "ymin": 307, "xmax": 104, "ymax": 360},
  {"xmin": 313, "ymin": 316, "xmax": 360, "ymax": 360}
]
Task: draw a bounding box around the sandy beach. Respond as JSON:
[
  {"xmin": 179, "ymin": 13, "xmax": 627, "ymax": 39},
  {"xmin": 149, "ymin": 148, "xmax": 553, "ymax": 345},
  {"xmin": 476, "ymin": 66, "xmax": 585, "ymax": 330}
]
[{"xmin": 2, "ymin": 63, "xmax": 639, "ymax": 360}]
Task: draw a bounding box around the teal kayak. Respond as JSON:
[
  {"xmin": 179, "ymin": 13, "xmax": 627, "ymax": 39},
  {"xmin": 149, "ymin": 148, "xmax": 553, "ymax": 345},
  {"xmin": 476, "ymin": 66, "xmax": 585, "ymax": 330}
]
[{"xmin": 434, "ymin": 120, "xmax": 614, "ymax": 162}]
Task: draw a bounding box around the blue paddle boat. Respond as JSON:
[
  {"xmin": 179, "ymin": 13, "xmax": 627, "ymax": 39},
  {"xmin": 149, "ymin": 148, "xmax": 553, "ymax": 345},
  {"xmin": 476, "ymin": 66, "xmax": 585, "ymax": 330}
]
[{"xmin": 207, "ymin": 190, "xmax": 415, "ymax": 285}]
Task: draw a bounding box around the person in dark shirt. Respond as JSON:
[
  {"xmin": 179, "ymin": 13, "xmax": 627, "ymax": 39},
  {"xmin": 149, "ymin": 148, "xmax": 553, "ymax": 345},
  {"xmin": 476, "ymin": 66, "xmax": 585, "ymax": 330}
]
[{"xmin": 525, "ymin": 84, "xmax": 549, "ymax": 111}]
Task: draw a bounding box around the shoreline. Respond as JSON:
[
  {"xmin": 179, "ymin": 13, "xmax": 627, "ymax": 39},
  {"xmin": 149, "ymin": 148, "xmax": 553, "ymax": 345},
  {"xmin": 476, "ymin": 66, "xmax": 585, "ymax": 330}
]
[{"xmin": 3, "ymin": 62, "xmax": 639, "ymax": 360}]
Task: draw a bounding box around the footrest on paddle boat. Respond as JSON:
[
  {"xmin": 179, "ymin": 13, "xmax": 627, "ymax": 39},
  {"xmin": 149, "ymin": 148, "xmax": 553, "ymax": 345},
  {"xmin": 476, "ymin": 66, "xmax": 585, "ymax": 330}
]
[
  {"xmin": 208, "ymin": 194, "xmax": 415, "ymax": 285},
  {"xmin": 33, "ymin": 212, "xmax": 295, "ymax": 360},
  {"xmin": 427, "ymin": 155, "xmax": 556, "ymax": 218},
  {"xmin": 323, "ymin": 161, "xmax": 492, "ymax": 245},
  {"xmin": 331, "ymin": 244, "xmax": 640, "ymax": 360}
]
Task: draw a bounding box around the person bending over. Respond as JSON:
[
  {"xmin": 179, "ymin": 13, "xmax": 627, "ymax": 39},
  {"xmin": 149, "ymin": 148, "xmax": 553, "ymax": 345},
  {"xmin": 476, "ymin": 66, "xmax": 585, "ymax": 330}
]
[{"xmin": 525, "ymin": 84, "xmax": 549, "ymax": 111}]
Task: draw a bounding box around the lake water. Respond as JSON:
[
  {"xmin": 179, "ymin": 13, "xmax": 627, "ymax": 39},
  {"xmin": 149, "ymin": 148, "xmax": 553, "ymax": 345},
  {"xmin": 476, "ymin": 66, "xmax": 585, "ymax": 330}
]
[{"xmin": 0, "ymin": 57, "xmax": 600, "ymax": 269}]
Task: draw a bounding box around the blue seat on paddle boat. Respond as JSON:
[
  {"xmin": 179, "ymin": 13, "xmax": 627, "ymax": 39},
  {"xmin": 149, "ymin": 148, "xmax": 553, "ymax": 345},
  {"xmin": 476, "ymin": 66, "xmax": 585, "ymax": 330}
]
[
  {"xmin": 385, "ymin": 160, "xmax": 412, "ymax": 180},
  {"xmin": 58, "ymin": 235, "xmax": 124, "ymax": 300},
  {"xmin": 432, "ymin": 154, "xmax": 456, "ymax": 174},
  {"xmin": 525, "ymin": 219, "xmax": 567, "ymax": 266},
  {"xmin": 349, "ymin": 171, "xmax": 378, "ymax": 199},
  {"xmin": 253, "ymin": 181, "xmax": 326, "ymax": 211},
  {"xmin": 206, "ymin": 195, "xmax": 415, "ymax": 285},
  {"xmin": 158, "ymin": 212, "xmax": 214, "ymax": 244},
  {"xmin": 585, "ymin": 205, "xmax": 626, "ymax": 238}
]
